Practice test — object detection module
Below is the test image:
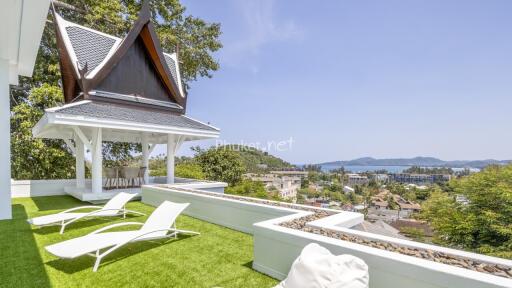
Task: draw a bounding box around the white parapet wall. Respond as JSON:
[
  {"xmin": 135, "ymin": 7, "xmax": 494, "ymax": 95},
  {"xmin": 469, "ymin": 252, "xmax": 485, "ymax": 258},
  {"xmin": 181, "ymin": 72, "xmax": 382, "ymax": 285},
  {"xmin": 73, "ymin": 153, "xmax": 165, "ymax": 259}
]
[
  {"xmin": 11, "ymin": 179, "xmax": 79, "ymax": 197},
  {"xmin": 141, "ymin": 185, "xmax": 512, "ymax": 288},
  {"xmin": 11, "ymin": 177, "xmax": 226, "ymax": 198},
  {"xmin": 142, "ymin": 185, "xmax": 296, "ymax": 234}
]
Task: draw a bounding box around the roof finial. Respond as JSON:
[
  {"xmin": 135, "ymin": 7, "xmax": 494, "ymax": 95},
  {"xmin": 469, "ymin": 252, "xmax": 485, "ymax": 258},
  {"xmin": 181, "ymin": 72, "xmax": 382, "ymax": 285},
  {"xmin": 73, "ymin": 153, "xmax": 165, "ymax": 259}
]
[{"xmin": 139, "ymin": 0, "xmax": 151, "ymax": 21}]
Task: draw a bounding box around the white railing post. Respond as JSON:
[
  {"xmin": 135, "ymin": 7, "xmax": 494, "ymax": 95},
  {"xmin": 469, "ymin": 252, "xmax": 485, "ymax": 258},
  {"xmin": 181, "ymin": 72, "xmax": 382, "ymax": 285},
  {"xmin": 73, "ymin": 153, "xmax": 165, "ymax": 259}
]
[
  {"xmin": 167, "ymin": 134, "xmax": 176, "ymax": 184},
  {"xmin": 75, "ymin": 135, "xmax": 85, "ymax": 189},
  {"xmin": 91, "ymin": 128, "xmax": 102, "ymax": 194},
  {"xmin": 141, "ymin": 133, "xmax": 149, "ymax": 184}
]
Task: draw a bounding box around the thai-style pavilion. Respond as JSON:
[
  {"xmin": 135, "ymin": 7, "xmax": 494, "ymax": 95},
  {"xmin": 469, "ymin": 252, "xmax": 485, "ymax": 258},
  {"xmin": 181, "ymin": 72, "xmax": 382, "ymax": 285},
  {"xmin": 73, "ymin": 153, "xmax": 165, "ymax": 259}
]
[{"xmin": 32, "ymin": 2, "xmax": 220, "ymax": 201}]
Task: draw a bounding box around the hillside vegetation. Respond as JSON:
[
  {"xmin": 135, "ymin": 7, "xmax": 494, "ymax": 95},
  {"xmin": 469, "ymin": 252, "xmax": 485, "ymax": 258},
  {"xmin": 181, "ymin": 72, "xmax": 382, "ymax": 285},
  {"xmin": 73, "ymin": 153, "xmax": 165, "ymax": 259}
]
[{"xmin": 218, "ymin": 145, "xmax": 294, "ymax": 173}]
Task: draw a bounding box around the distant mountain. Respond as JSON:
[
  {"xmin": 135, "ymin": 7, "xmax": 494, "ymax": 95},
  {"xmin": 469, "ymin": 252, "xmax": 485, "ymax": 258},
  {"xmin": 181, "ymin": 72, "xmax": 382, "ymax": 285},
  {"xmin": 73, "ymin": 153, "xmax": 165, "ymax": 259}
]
[{"xmin": 317, "ymin": 157, "xmax": 511, "ymax": 169}]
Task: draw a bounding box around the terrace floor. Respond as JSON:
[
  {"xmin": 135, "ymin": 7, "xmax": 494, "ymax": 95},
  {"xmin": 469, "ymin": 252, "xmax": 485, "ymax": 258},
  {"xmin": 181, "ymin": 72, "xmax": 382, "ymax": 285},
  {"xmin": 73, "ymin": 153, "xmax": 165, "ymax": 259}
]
[{"xmin": 0, "ymin": 196, "xmax": 279, "ymax": 288}]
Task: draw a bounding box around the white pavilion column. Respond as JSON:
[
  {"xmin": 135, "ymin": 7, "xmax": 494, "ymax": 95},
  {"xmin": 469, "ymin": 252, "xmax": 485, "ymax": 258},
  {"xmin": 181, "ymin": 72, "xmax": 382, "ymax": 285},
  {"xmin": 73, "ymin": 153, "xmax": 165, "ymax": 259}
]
[
  {"xmin": 167, "ymin": 134, "xmax": 176, "ymax": 184},
  {"xmin": 74, "ymin": 135, "xmax": 85, "ymax": 189},
  {"xmin": 141, "ymin": 133, "xmax": 149, "ymax": 184},
  {"xmin": 91, "ymin": 128, "xmax": 103, "ymax": 194},
  {"xmin": 0, "ymin": 59, "xmax": 11, "ymax": 220}
]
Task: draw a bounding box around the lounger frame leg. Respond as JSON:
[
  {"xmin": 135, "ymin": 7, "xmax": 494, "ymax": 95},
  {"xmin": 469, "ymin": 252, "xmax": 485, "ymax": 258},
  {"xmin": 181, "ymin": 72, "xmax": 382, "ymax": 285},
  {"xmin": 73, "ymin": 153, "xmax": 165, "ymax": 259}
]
[
  {"xmin": 89, "ymin": 227, "xmax": 199, "ymax": 272},
  {"xmin": 93, "ymin": 250, "xmax": 102, "ymax": 272}
]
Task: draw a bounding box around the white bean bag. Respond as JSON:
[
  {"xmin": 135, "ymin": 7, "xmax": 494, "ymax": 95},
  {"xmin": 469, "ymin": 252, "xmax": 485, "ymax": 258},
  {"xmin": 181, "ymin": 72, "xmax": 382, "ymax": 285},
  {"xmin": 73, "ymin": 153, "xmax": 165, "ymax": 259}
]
[{"xmin": 275, "ymin": 243, "xmax": 369, "ymax": 288}]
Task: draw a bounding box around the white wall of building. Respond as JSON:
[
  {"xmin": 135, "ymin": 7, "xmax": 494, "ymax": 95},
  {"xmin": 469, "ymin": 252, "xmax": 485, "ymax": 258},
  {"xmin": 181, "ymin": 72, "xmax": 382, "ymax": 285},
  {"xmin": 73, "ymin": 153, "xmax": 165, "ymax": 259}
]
[
  {"xmin": 0, "ymin": 60, "xmax": 11, "ymax": 219},
  {"xmin": 0, "ymin": 0, "xmax": 51, "ymax": 219}
]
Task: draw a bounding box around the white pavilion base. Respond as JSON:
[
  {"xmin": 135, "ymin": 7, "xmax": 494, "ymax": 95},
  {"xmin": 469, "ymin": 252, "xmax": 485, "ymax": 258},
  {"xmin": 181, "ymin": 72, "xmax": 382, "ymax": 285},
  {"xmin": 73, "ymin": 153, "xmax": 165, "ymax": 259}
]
[
  {"xmin": 63, "ymin": 177, "xmax": 227, "ymax": 203},
  {"xmin": 64, "ymin": 186, "xmax": 142, "ymax": 203}
]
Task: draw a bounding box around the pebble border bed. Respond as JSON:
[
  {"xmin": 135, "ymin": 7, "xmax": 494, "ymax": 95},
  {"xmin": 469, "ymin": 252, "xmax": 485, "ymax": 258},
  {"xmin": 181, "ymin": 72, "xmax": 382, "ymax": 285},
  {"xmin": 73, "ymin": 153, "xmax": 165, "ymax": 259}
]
[{"xmin": 159, "ymin": 185, "xmax": 512, "ymax": 279}]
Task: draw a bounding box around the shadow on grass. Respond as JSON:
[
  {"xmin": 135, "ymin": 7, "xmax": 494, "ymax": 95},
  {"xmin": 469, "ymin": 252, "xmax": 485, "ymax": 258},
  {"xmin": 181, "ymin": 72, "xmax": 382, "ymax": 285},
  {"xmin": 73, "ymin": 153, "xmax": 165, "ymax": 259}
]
[
  {"xmin": 0, "ymin": 204, "xmax": 51, "ymax": 287},
  {"xmin": 46, "ymin": 234, "xmax": 194, "ymax": 273},
  {"xmin": 31, "ymin": 195, "xmax": 85, "ymax": 212},
  {"xmin": 243, "ymin": 261, "xmax": 254, "ymax": 269},
  {"xmin": 32, "ymin": 214, "xmax": 143, "ymax": 235}
]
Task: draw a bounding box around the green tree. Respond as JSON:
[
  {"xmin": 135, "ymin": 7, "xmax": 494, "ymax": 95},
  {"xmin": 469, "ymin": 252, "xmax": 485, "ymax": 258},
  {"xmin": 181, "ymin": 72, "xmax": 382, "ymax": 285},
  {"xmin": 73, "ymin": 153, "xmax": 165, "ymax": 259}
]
[
  {"xmin": 354, "ymin": 185, "xmax": 364, "ymax": 195},
  {"xmin": 175, "ymin": 162, "xmax": 205, "ymax": 179},
  {"xmin": 347, "ymin": 191, "xmax": 357, "ymax": 204},
  {"xmin": 225, "ymin": 179, "xmax": 282, "ymax": 201},
  {"xmin": 387, "ymin": 182, "xmax": 407, "ymax": 197},
  {"xmin": 195, "ymin": 147, "xmax": 245, "ymax": 185},
  {"xmin": 420, "ymin": 165, "xmax": 512, "ymax": 258},
  {"xmin": 10, "ymin": 0, "xmax": 222, "ymax": 180},
  {"xmin": 213, "ymin": 145, "xmax": 294, "ymax": 173},
  {"xmin": 387, "ymin": 194, "xmax": 398, "ymax": 210},
  {"xmin": 308, "ymin": 171, "xmax": 320, "ymax": 183},
  {"xmin": 11, "ymin": 84, "xmax": 76, "ymax": 179}
]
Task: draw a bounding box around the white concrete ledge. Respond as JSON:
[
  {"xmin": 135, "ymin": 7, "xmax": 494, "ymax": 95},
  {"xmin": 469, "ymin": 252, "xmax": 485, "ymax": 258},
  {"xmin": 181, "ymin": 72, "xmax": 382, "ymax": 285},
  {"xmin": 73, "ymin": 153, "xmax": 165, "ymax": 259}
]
[{"xmin": 307, "ymin": 211, "xmax": 364, "ymax": 228}]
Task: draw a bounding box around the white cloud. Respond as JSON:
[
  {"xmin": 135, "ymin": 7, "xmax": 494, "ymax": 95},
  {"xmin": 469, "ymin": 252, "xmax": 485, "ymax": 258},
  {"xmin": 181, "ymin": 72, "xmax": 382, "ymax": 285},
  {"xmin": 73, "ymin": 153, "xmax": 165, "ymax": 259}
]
[{"xmin": 221, "ymin": 0, "xmax": 303, "ymax": 69}]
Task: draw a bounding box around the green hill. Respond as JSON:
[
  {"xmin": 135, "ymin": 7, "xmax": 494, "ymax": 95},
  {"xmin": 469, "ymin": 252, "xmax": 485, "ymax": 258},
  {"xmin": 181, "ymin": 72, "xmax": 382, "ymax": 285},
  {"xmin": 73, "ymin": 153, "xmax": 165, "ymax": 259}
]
[{"xmin": 218, "ymin": 145, "xmax": 294, "ymax": 173}]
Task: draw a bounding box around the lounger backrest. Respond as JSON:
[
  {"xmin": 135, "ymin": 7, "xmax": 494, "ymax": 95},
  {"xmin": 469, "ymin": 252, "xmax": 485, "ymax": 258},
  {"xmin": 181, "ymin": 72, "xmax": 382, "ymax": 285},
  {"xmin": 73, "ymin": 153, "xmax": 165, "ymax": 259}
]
[
  {"xmin": 96, "ymin": 192, "xmax": 136, "ymax": 216},
  {"xmin": 140, "ymin": 201, "xmax": 189, "ymax": 237}
]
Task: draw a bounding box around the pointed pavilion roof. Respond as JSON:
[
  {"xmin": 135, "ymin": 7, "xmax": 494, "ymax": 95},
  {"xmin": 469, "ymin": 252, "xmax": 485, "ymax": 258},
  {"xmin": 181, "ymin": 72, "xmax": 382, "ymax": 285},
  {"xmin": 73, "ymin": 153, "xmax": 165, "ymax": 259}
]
[
  {"xmin": 33, "ymin": 2, "xmax": 220, "ymax": 144},
  {"xmin": 52, "ymin": 1, "xmax": 186, "ymax": 112}
]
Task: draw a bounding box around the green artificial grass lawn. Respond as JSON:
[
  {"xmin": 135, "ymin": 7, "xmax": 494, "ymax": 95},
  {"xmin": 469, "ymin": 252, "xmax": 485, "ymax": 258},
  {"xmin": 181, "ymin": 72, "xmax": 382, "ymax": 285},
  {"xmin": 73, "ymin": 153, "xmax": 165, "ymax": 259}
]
[{"xmin": 0, "ymin": 196, "xmax": 279, "ymax": 288}]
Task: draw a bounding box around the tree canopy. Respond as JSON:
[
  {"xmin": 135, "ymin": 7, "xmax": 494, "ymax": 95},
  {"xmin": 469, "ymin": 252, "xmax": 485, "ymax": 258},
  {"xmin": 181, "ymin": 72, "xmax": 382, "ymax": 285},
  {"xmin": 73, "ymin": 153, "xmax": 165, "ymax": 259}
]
[
  {"xmin": 194, "ymin": 147, "xmax": 246, "ymax": 185},
  {"xmin": 10, "ymin": 0, "xmax": 222, "ymax": 180},
  {"xmin": 419, "ymin": 164, "xmax": 512, "ymax": 258},
  {"xmin": 215, "ymin": 145, "xmax": 294, "ymax": 173}
]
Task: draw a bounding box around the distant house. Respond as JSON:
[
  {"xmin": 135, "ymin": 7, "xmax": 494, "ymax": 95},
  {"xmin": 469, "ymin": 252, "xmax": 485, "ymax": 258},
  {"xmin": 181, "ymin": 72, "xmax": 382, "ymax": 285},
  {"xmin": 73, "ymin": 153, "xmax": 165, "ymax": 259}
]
[
  {"xmin": 369, "ymin": 174, "xmax": 389, "ymax": 182},
  {"xmin": 309, "ymin": 183, "xmax": 323, "ymax": 192},
  {"xmin": 397, "ymin": 201, "xmax": 421, "ymax": 212},
  {"xmin": 389, "ymin": 173, "xmax": 451, "ymax": 185},
  {"xmin": 352, "ymin": 220, "xmax": 410, "ymax": 240},
  {"xmin": 371, "ymin": 190, "xmax": 421, "ymax": 212},
  {"xmin": 270, "ymin": 171, "xmax": 309, "ymax": 178},
  {"xmin": 245, "ymin": 173, "xmax": 300, "ymax": 200},
  {"xmin": 346, "ymin": 173, "xmax": 369, "ymax": 187},
  {"xmin": 372, "ymin": 200, "xmax": 389, "ymax": 210}
]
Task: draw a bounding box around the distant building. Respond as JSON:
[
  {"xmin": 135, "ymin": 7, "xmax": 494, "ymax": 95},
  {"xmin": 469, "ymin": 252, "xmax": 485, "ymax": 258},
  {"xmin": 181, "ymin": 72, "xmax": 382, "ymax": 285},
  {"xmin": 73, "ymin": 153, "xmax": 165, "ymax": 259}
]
[
  {"xmin": 256, "ymin": 164, "xmax": 268, "ymax": 169},
  {"xmin": 245, "ymin": 173, "xmax": 300, "ymax": 200},
  {"xmin": 309, "ymin": 183, "xmax": 323, "ymax": 192},
  {"xmin": 388, "ymin": 173, "xmax": 451, "ymax": 185},
  {"xmin": 346, "ymin": 173, "xmax": 369, "ymax": 187},
  {"xmin": 270, "ymin": 171, "xmax": 309, "ymax": 178},
  {"xmin": 371, "ymin": 190, "xmax": 421, "ymax": 212},
  {"xmin": 352, "ymin": 220, "xmax": 409, "ymax": 240},
  {"xmin": 369, "ymin": 174, "xmax": 389, "ymax": 182}
]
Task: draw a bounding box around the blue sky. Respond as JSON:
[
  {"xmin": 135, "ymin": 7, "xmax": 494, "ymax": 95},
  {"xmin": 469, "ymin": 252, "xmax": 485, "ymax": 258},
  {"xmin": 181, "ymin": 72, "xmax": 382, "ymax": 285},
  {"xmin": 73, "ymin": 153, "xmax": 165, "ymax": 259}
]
[{"xmin": 153, "ymin": 0, "xmax": 512, "ymax": 164}]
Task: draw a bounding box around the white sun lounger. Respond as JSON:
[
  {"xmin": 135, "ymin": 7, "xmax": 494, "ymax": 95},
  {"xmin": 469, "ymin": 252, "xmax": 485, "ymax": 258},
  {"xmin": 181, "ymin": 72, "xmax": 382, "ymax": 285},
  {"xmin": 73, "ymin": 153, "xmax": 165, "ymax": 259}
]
[
  {"xmin": 28, "ymin": 192, "xmax": 144, "ymax": 234},
  {"xmin": 45, "ymin": 201, "xmax": 198, "ymax": 272}
]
